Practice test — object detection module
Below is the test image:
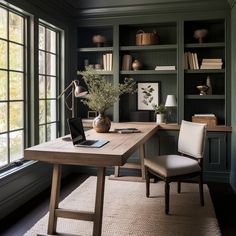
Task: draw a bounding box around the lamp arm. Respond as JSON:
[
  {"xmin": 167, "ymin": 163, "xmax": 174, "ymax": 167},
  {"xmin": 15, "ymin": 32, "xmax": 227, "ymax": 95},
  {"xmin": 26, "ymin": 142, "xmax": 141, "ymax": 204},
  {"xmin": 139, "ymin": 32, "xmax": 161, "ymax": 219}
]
[{"xmin": 57, "ymin": 81, "xmax": 73, "ymax": 99}]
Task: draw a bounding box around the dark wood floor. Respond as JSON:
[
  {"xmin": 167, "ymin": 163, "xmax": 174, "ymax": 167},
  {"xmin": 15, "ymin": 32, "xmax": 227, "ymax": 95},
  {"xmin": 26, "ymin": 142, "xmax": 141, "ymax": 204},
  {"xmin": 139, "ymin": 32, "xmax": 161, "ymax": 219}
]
[{"xmin": 0, "ymin": 173, "xmax": 236, "ymax": 236}]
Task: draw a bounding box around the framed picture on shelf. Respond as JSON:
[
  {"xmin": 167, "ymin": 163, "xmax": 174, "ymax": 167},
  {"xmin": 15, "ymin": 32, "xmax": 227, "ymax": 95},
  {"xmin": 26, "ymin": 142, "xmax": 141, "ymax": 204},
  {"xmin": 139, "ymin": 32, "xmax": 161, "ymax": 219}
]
[
  {"xmin": 137, "ymin": 82, "xmax": 160, "ymax": 110},
  {"xmin": 87, "ymin": 111, "xmax": 98, "ymax": 119}
]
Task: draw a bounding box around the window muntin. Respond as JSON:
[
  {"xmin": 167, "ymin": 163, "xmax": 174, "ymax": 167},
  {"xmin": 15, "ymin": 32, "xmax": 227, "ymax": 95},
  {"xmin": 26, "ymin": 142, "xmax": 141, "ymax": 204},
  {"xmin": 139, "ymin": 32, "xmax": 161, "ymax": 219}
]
[
  {"xmin": 38, "ymin": 23, "xmax": 58, "ymax": 143},
  {"xmin": 0, "ymin": 6, "xmax": 25, "ymax": 168}
]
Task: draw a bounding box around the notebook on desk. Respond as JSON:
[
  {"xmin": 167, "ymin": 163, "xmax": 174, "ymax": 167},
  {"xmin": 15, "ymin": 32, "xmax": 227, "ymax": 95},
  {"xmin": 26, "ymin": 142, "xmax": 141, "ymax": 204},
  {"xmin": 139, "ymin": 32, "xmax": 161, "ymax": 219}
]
[{"xmin": 67, "ymin": 117, "xmax": 109, "ymax": 148}]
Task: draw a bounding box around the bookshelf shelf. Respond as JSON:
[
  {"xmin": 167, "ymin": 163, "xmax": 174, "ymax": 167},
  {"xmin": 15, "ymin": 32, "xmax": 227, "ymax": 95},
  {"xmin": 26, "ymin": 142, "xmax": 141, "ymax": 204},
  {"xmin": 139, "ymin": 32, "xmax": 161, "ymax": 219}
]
[
  {"xmin": 120, "ymin": 70, "xmax": 177, "ymax": 75},
  {"xmin": 185, "ymin": 69, "xmax": 225, "ymax": 74},
  {"xmin": 77, "ymin": 47, "xmax": 113, "ymax": 52},
  {"xmin": 185, "ymin": 42, "xmax": 225, "ymax": 48},
  {"xmin": 185, "ymin": 95, "xmax": 225, "ymax": 99},
  {"xmin": 120, "ymin": 44, "xmax": 177, "ymax": 51}
]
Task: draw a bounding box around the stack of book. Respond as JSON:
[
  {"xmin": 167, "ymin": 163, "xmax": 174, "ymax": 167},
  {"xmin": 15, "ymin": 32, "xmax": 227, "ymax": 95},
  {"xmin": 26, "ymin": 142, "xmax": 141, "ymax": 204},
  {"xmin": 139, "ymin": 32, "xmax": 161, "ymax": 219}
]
[
  {"xmin": 103, "ymin": 53, "xmax": 113, "ymax": 71},
  {"xmin": 155, "ymin": 65, "xmax": 176, "ymax": 70},
  {"xmin": 184, "ymin": 52, "xmax": 199, "ymax": 70},
  {"xmin": 200, "ymin": 58, "xmax": 223, "ymax": 69}
]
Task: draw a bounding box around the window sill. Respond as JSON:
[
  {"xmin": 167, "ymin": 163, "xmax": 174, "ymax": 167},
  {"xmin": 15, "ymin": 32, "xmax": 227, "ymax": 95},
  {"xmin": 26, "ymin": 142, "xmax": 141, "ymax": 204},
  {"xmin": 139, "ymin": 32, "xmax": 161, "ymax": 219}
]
[{"xmin": 0, "ymin": 160, "xmax": 37, "ymax": 180}]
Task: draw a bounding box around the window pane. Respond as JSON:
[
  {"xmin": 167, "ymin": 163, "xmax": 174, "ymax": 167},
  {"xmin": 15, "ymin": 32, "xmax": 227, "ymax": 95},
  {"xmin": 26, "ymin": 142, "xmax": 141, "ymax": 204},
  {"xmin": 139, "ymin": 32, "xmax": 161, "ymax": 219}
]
[
  {"xmin": 10, "ymin": 130, "xmax": 23, "ymax": 162},
  {"xmin": 39, "ymin": 51, "xmax": 45, "ymax": 74},
  {"xmin": 9, "ymin": 12, "xmax": 23, "ymax": 44},
  {"xmin": 10, "ymin": 72, "xmax": 23, "ymax": 100},
  {"xmin": 39, "ymin": 76, "xmax": 46, "ymax": 99},
  {"xmin": 39, "ymin": 25, "xmax": 45, "ymax": 50},
  {"xmin": 47, "ymin": 76, "xmax": 56, "ymax": 98},
  {"xmin": 0, "ymin": 8, "xmax": 7, "ymax": 39},
  {"xmin": 10, "ymin": 101, "xmax": 23, "ymax": 130},
  {"xmin": 46, "ymin": 53, "xmax": 56, "ymax": 76},
  {"xmin": 0, "ymin": 40, "xmax": 8, "ymax": 69},
  {"xmin": 0, "ymin": 70, "xmax": 7, "ymax": 100},
  {"xmin": 0, "ymin": 102, "xmax": 8, "ymax": 132},
  {"xmin": 47, "ymin": 123, "xmax": 57, "ymax": 141},
  {"xmin": 39, "ymin": 125, "xmax": 46, "ymax": 143},
  {"xmin": 47, "ymin": 99, "xmax": 56, "ymax": 122},
  {"xmin": 46, "ymin": 29, "xmax": 56, "ymax": 53},
  {"xmin": 0, "ymin": 133, "xmax": 8, "ymax": 167},
  {"xmin": 39, "ymin": 100, "xmax": 46, "ymax": 124},
  {"xmin": 9, "ymin": 43, "xmax": 23, "ymax": 71}
]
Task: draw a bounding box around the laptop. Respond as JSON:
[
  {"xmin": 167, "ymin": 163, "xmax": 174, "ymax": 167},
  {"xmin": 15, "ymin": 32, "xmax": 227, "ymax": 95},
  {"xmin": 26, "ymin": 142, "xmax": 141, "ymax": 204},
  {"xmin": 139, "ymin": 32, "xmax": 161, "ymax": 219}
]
[{"xmin": 67, "ymin": 117, "xmax": 109, "ymax": 148}]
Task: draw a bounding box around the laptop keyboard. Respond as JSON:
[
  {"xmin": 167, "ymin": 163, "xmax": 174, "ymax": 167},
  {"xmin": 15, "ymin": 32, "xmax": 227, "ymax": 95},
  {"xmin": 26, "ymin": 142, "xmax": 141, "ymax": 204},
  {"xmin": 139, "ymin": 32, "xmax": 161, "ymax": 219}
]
[{"xmin": 81, "ymin": 140, "xmax": 97, "ymax": 145}]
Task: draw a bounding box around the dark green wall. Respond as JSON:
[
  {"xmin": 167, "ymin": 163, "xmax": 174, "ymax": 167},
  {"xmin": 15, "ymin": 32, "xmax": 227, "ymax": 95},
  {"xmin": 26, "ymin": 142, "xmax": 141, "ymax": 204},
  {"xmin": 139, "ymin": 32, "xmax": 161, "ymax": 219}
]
[{"xmin": 230, "ymin": 0, "xmax": 236, "ymax": 192}]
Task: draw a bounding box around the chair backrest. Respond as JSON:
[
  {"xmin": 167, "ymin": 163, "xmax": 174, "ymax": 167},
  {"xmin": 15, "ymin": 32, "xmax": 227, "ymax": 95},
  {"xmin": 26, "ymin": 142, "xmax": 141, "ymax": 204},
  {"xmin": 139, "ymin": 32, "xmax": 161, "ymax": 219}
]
[{"xmin": 178, "ymin": 120, "xmax": 207, "ymax": 159}]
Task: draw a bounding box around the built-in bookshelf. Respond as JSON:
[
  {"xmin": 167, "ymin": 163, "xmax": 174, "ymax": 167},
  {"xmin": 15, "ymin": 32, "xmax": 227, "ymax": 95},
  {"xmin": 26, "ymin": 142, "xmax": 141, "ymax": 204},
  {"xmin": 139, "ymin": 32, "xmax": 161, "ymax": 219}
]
[
  {"xmin": 77, "ymin": 19, "xmax": 227, "ymax": 125},
  {"xmin": 184, "ymin": 19, "xmax": 226, "ymax": 125}
]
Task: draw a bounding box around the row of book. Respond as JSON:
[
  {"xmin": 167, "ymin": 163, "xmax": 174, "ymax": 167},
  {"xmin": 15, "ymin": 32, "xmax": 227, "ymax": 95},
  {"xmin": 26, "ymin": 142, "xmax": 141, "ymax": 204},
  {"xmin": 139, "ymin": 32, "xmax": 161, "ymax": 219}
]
[
  {"xmin": 103, "ymin": 53, "xmax": 113, "ymax": 71},
  {"xmin": 184, "ymin": 52, "xmax": 223, "ymax": 70}
]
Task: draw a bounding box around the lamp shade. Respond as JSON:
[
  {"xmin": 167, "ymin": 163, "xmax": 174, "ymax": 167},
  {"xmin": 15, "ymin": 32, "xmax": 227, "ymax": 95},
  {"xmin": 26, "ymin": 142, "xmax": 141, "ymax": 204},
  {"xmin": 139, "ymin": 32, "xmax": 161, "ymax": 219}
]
[
  {"xmin": 73, "ymin": 81, "xmax": 88, "ymax": 97},
  {"xmin": 165, "ymin": 95, "xmax": 177, "ymax": 107}
]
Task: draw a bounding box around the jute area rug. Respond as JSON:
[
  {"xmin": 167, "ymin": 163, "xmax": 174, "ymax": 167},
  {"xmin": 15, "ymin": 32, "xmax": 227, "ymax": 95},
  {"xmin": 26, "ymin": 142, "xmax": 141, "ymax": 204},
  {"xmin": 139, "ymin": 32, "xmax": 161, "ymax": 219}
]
[{"xmin": 25, "ymin": 176, "xmax": 221, "ymax": 236}]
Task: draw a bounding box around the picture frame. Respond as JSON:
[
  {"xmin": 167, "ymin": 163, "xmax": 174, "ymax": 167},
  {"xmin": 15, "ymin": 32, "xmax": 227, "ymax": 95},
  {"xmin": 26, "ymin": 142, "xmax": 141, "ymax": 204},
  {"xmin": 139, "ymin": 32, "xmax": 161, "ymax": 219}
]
[
  {"xmin": 137, "ymin": 82, "xmax": 160, "ymax": 110},
  {"xmin": 87, "ymin": 111, "xmax": 98, "ymax": 119}
]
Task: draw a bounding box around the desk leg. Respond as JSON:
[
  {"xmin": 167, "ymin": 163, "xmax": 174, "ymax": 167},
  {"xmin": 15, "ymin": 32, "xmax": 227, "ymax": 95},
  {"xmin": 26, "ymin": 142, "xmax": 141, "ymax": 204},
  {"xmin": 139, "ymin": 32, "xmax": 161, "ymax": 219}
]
[
  {"xmin": 140, "ymin": 144, "xmax": 145, "ymax": 180},
  {"xmin": 48, "ymin": 164, "xmax": 62, "ymax": 235},
  {"xmin": 93, "ymin": 167, "xmax": 105, "ymax": 236}
]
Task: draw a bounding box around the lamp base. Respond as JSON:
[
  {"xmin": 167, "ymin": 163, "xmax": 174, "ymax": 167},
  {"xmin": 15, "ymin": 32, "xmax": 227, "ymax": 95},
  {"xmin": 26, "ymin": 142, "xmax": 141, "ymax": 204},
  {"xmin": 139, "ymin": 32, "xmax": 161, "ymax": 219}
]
[{"xmin": 62, "ymin": 137, "xmax": 72, "ymax": 142}]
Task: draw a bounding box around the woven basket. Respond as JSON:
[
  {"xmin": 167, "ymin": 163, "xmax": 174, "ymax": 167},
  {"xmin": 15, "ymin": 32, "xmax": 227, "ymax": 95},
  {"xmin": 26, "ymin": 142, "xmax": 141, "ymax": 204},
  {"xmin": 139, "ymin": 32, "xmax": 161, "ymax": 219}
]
[{"xmin": 136, "ymin": 30, "xmax": 159, "ymax": 45}]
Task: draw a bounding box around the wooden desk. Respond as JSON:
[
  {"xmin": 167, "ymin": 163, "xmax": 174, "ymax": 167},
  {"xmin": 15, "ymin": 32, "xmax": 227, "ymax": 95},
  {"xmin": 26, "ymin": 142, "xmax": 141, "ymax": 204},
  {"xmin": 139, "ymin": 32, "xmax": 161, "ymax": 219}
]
[{"xmin": 24, "ymin": 122, "xmax": 158, "ymax": 236}]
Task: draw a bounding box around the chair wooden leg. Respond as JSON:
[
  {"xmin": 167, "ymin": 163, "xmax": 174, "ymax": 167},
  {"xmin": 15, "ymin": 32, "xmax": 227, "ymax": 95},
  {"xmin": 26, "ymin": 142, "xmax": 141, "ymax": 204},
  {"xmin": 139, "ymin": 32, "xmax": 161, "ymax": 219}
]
[
  {"xmin": 145, "ymin": 167, "xmax": 150, "ymax": 198},
  {"xmin": 165, "ymin": 181, "xmax": 170, "ymax": 214},
  {"xmin": 177, "ymin": 181, "xmax": 181, "ymax": 194},
  {"xmin": 199, "ymin": 173, "xmax": 204, "ymax": 206}
]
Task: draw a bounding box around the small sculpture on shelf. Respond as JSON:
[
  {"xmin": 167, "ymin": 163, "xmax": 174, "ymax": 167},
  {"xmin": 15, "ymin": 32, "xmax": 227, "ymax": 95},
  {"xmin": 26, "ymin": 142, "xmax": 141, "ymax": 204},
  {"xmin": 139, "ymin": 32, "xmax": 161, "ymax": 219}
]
[
  {"xmin": 193, "ymin": 29, "xmax": 208, "ymax": 43},
  {"xmin": 206, "ymin": 76, "xmax": 212, "ymax": 95},
  {"xmin": 197, "ymin": 85, "xmax": 209, "ymax": 95},
  {"xmin": 92, "ymin": 34, "xmax": 106, "ymax": 47},
  {"xmin": 132, "ymin": 59, "xmax": 142, "ymax": 70}
]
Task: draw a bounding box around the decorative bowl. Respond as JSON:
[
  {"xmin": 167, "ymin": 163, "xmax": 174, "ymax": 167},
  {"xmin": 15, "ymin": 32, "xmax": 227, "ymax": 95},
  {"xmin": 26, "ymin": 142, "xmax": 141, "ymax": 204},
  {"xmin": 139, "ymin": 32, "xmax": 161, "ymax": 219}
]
[
  {"xmin": 92, "ymin": 35, "xmax": 106, "ymax": 47},
  {"xmin": 193, "ymin": 29, "xmax": 208, "ymax": 43},
  {"xmin": 197, "ymin": 85, "xmax": 209, "ymax": 95}
]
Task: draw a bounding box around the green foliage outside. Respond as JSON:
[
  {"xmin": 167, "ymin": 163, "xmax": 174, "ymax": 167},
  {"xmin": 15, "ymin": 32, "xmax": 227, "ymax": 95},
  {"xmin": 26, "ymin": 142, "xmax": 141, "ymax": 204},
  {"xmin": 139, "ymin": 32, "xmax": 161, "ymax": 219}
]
[{"xmin": 0, "ymin": 9, "xmax": 24, "ymax": 167}]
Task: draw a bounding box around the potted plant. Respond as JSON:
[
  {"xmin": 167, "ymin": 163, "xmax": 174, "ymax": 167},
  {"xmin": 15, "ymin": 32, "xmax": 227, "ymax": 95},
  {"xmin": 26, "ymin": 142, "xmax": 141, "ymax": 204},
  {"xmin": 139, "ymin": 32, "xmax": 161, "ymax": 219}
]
[
  {"xmin": 78, "ymin": 68, "xmax": 136, "ymax": 132},
  {"xmin": 152, "ymin": 103, "xmax": 166, "ymax": 124}
]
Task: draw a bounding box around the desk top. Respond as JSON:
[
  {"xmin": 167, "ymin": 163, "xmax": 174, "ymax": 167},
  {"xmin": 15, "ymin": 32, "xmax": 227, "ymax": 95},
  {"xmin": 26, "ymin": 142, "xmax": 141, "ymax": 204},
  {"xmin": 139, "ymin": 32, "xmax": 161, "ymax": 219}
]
[{"xmin": 24, "ymin": 122, "xmax": 158, "ymax": 167}]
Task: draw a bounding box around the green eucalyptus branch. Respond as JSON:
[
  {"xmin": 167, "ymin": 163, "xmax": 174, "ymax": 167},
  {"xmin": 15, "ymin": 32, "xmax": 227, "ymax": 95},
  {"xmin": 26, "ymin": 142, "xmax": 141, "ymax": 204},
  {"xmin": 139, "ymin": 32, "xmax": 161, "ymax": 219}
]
[{"xmin": 78, "ymin": 68, "xmax": 136, "ymax": 113}]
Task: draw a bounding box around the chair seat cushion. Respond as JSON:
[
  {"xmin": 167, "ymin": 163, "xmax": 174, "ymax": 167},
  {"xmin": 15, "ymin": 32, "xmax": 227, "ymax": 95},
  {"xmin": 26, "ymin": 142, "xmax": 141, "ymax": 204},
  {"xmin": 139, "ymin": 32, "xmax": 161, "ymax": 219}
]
[{"xmin": 145, "ymin": 155, "xmax": 201, "ymax": 177}]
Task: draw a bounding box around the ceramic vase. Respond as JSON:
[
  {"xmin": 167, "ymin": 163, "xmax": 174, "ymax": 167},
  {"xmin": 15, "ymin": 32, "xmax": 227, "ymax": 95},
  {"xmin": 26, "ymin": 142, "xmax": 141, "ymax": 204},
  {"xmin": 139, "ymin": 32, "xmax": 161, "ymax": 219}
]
[
  {"xmin": 93, "ymin": 112, "xmax": 111, "ymax": 133},
  {"xmin": 132, "ymin": 60, "xmax": 142, "ymax": 70},
  {"xmin": 156, "ymin": 113, "xmax": 165, "ymax": 124}
]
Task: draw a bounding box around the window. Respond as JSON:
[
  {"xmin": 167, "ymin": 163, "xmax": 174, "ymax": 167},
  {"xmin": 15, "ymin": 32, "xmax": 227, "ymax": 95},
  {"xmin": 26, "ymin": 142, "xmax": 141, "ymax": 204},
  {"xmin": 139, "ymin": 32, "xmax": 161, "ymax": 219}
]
[
  {"xmin": 0, "ymin": 6, "xmax": 26, "ymax": 168},
  {"xmin": 38, "ymin": 23, "xmax": 59, "ymax": 143}
]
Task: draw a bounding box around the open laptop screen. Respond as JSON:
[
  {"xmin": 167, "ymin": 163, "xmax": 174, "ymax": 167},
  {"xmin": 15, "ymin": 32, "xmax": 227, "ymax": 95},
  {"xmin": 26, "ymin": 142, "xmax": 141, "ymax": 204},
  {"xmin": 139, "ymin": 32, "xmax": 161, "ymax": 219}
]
[{"xmin": 67, "ymin": 117, "xmax": 86, "ymax": 145}]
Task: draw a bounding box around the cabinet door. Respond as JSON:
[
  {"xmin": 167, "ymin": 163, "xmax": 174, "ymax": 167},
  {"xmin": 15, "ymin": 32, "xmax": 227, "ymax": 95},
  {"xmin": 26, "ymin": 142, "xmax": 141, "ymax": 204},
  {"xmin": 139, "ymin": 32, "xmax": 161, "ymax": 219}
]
[
  {"xmin": 204, "ymin": 132, "xmax": 227, "ymax": 171},
  {"xmin": 145, "ymin": 130, "xmax": 178, "ymax": 156}
]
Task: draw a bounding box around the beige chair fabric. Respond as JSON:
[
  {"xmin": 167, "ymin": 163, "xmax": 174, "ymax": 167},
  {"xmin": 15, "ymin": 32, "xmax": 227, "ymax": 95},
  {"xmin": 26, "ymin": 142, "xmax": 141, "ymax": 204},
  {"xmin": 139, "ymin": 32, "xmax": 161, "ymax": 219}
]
[
  {"xmin": 145, "ymin": 154, "xmax": 201, "ymax": 177},
  {"xmin": 178, "ymin": 120, "xmax": 206, "ymax": 159}
]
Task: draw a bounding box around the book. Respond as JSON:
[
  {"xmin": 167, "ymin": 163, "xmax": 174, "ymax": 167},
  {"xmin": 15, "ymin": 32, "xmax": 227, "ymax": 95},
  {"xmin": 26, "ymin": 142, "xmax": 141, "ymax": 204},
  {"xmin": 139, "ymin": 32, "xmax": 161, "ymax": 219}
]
[
  {"xmin": 114, "ymin": 128, "xmax": 141, "ymax": 133},
  {"xmin": 155, "ymin": 65, "xmax": 176, "ymax": 70}
]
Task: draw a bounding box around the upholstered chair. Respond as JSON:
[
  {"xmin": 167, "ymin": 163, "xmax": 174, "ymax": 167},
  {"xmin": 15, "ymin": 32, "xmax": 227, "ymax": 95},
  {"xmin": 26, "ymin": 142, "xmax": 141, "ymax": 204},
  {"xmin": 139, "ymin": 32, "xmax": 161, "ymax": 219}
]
[{"xmin": 144, "ymin": 120, "xmax": 207, "ymax": 214}]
